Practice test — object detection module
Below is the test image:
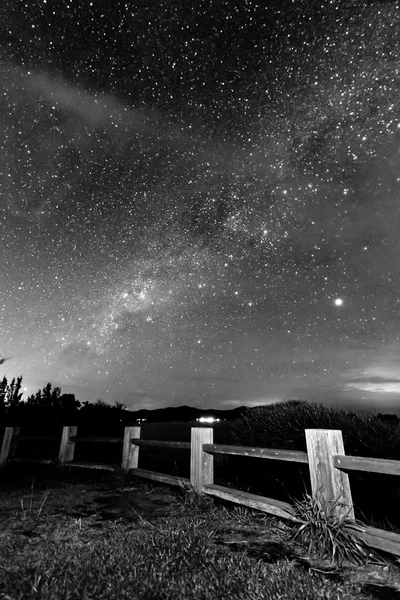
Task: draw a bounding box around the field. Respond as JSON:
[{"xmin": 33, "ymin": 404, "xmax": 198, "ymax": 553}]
[{"xmin": 1, "ymin": 465, "xmax": 400, "ymax": 600}]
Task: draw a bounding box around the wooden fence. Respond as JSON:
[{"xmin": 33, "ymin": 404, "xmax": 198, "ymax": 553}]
[{"xmin": 1, "ymin": 425, "xmax": 400, "ymax": 557}]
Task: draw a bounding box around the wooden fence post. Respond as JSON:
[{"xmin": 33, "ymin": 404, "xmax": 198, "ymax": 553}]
[
  {"xmin": 0, "ymin": 427, "xmax": 20, "ymax": 468},
  {"xmin": 59, "ymin": 426, "xmax": 77, "ymax": 464},
  {"xmin": 121, "ymin": 426, "xmax": 140, "ymax": 471},
  {"xmin": 190, "ymin": 427, "xmax": 213, "ymax": 492},
  {"xmin": 305, "ymin": 429, "xmax": 354, "ymax": 520}
]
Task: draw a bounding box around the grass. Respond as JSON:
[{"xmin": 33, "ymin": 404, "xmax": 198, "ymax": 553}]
[
  {"xmin": 19, "ymin": 477, "xmax": 50, "ymax": 518},
  {"xmin": 290, "ymin": 494, "xmax": 374, "ymax": 567},
  {"xmin": 1, "ymin": 469, "xmax": 400, "ymax": 599}
]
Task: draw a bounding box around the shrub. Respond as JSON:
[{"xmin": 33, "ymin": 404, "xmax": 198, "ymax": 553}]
[
  {"xmin": 229, "ymin": 400, "xmax": 400, "ymax": 459},
  {"xmin": 291, "ymin": 493, "xmax": 371, "ymax": 566}
]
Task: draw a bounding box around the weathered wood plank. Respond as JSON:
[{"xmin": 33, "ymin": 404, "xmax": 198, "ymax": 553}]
[
  {"xmin": 58, "ymin": 426, "xmax": 77, "ymax": 464},
  {"xmin": 65, "ymin": 461, "xmax": 117, "ymax": 471},
  {"xmin": 11, "ymin": 458, "xmax": 55, "ymax": 465},
  {"xmin": 345, "ymin": 523, "xmax": 400, "ymax": 557},
  {"xmin": 131, "ymin": 468, "xmax": 189, "ymax": 487},
  {"xmin": 18, "ymin": 435, "xmax": 60, "ymax": 441},
  {"xmin": 0, "ymin": 427, "xmax": 20, "ymax": 467},
  {"xmin": 191, "ymin": 428, "xmax": 213, "ymax": 492},
  {"xmin": 121, "ymin": 426, "xmax": 140, "ymax": 471},
  {"xmin": 334, "ymin": 454, "xmax": 400, "ymax": 476},
  {"xmin": 202, "ymin": 484, "xmax": 301, "ymax": 522},
  {"xmin": 130, "ymin": 439, "xmax": 191, "ymax": 450},
  {"xmin": 305, "ymin": 429, "xmax": 354, "ymax": 520},
  {"xmin": 203, "ymin": 444, "xmax": 308, "ymax": 463},
  {"xmin": 69, "ymin": 436, "xmax": 123, "ymax": 444}
]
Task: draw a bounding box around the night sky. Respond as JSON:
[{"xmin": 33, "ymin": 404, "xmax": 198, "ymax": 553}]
[{"xmin": 1, "ymin": 1, "xmax": 400, "ymax": 413}]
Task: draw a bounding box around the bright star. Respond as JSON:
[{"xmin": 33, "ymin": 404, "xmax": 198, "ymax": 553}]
[{"xmin": 334, "ymin": 298, "xmax": 344, "ymax": 306}]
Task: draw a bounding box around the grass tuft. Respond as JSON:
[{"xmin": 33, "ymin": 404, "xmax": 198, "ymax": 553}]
[
  {"xmin": 290, "ymin": 493, "xmax": 373, "ymax": 566},
  {"xmin": 19, "ymin": 478, "xmax": 50, "ymax": 518},
  {"xmin": 177, "ymin": 481, "xmax": 216, "ymax": 512}
]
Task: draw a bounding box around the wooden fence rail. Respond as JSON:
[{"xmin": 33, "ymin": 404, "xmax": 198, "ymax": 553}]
[{"xmin": 1, "ymin": 425, "xmax": 400, "ymax": 557}]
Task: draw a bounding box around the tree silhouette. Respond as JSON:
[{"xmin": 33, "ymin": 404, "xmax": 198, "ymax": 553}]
[
  {"xmin": 0, "ymin": 375, "xmax": 23, "ymax": 409},
  {"xmin": 7, "ymin": 377, "xmax": 23, "ymax": 409},
  {"xmin": 0, "ymin": 376, "xmax": 23, "ymax": 426},
  {"xmin": 26, "ymin": 382, "xmax": 61, "ymax": 409},
  {"xmin": 0, "ymin": 376, "xmax": 7, "ymax": 425},
  {"xmin": 21, "ymin": 383, "xmax": 81, "ymax": 428},
  {"xmin": 2, "ymin": 376, "xmax": 128, "ymax": 434}
]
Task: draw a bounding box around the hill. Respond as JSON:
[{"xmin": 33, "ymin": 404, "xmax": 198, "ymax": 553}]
[{"xmin": 124, "ymin": 405, "xmax": 248, "ymax": 423}]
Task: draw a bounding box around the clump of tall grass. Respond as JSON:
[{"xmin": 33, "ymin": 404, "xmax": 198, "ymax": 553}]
[
  {"xmin": 178, "ymin": 481, "xmax": 216, "ymax": 512},
  {"xmin": 19, "ymin": 478, "xmax": 50, "ymax": 518},
  {"xmin": 290, "ymin": 493, "xmax": 373, "ymax": 567}
]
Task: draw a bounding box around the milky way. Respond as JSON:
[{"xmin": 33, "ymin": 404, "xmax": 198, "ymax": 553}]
[{"xmin": 1, "ymin": 1, "xmax": 400, "ymax": 412}]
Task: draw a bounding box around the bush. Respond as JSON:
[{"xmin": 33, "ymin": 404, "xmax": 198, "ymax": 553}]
[{"xmin": 230, "ymin": 400, "xmax": 400, "ymax": 459}]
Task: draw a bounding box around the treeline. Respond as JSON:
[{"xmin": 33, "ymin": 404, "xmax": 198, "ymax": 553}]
[
  {"xmin": 0, "ymin": 376, "xmax": 127, "ymax": 433},
  {"xmin": 0, "ymin": 376, "xmax": 249, "ymax": 433}
]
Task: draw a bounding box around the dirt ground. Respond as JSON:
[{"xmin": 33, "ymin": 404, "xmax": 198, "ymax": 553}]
[{"xmin": 0, "ymin": 467, "xmax": 185, "ymax": 527}]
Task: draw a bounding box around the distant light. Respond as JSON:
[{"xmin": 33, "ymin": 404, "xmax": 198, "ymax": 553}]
[
  {"xmin": 196, "ymin": 416, "xmax": 220, "ymax": 423},
  {"xmin": 334, "ymin": 298, "xmax": 344, "ymax": 306}
]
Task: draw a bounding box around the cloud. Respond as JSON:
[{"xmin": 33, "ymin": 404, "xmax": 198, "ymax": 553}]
[
  {"xmin": 345, "ymin": 379, "xmax": 400, "ymax": 394},
  {"xmin": 4, "ymin": 61, "xmax": 201, "ymax": 149},
  {"xmin": 0, "ymin": 61, "xmax": 202, "ymax": 223},
  {"xmin": 217, "ymin": 396, "xmax": 285, "ymax": 408},
  {"xmin": 1, "ymin": 61, "xmax": 151, "ymax": 134},
  {"xmin": 344, "ymin": 367, "xmax": 400, "ymax": 394},
  {"xmin": 349, "ymin": 376, "xmax": 400, "ymax": 384}
]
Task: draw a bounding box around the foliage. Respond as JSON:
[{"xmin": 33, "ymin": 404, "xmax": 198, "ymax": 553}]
[
  {"xmin": 0, "ymin": 375, "xmax": 23, "ymax": 410},
  {"xmin": 19, "ymin": 479, "xmax": 50, "ymax": 518},
  {"xmin": 290, "ymin": 494, "xmax": 371, "ymax": 567},
  {"xmin": 1, "ymin": 376, "xmax": 128, "ymax": 432},
  {"xmin": 230, "ymin": 400, "xmax": 400, "ymax": 459},
  {"xmin": 178, "ymin": 481, "xmax": 215, "ymax": 512}
]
